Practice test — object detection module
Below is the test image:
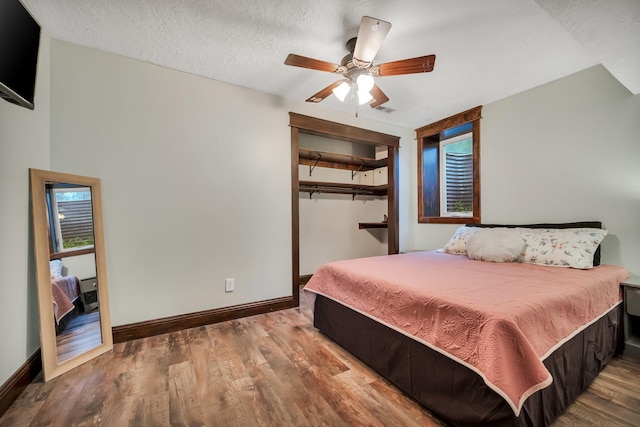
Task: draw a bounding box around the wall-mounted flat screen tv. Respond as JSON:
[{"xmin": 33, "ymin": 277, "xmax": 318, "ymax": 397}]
[{"xmin": 0, "ymin": 0, "xmax": 41, "ymax": 110}]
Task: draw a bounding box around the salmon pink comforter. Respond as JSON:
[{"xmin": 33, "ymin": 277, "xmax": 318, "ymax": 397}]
[
  {"xmin": 51, "ymin": 276, "xmax": 80, "ymax": 324},
  {"xmin": 52, "ymin": 280, "xmax": 75, "ymax": 324},
  {"xmin": 303, "ymin": 251, "xmax": 629, "ymax": 415}
]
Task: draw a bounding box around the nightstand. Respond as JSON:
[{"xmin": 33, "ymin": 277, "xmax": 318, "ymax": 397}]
[
  {"xmin": 622, "ymin": 276, "xmax": 640, "ymax": 360},
  {"xmin": 79, "ymin": 277, "xmax": 99, "ymax": 313}
]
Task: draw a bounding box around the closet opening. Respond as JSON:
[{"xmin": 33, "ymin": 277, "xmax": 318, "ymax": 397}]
[{"xmin": 290, "ymin": 113, "xmax": 400, "ymax": 306}]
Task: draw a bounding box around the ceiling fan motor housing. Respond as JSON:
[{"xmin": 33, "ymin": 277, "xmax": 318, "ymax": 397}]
[{"xmin": 341, "ymin": 39, "xmax": 372, "ymax": 83}]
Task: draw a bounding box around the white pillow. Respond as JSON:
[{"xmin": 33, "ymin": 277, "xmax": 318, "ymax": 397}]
[
  {"xmin": 466, "ymin": 228, "xmax": 525, "ymax": 263},
  {"xmin": 442, "ymin": 226, "xmax": 480, "ymax": 255},
  {"xmin": 517, "ymin": 228, "xmax": 607, "ymax": 269},
  {"xmin": 50, "ymin": 259, "xmax": 63, "ymax": 279}
]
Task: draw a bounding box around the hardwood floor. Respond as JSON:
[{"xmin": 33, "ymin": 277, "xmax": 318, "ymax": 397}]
[
  {"xmin": 2, "ymin": 305, "xmax": 639, "ymax": 426},
  {"xmin": 56, "ymin": 310, "xmax": 102, "ymax": 363}
]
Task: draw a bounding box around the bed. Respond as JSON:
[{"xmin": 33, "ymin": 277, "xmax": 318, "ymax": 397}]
[
  {"xmin": 303, "ymin": 222, "xmax": 629, "ymax": 426},
  {"xmin": 51, "ymin": 275, "xmax": 80, "ymax": 326},
  {"xmin": 49, "ymin": 259, "xmax": 81, "ymax": 326}
]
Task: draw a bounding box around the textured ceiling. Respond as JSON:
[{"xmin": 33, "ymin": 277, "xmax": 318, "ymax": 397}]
[
  {"xmin": 20, "ymin": 0, "xmax": 640, "ymax": 129},
  {"xmin": 535, "ymin": 0, "xmax": 640, "ymax": 95}
]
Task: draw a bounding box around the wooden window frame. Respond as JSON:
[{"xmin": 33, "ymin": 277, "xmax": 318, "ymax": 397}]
[{"xmin": 416, "ymin": 106, "xmax": 482, "ymax": 224}]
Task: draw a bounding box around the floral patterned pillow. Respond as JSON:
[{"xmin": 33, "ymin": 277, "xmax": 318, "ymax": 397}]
[
  {"xmin": 517, "ymin": 228, "xmax": 607, "ymax": 269},
  {"xmin": 442, "ymin": 226, "xmax": 480, "ymax": 255}
]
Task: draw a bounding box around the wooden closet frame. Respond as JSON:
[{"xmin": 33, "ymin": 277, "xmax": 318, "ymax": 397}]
[{"xmin": 290, "ymin": 112, "xmax": 400, "ymax": 306}]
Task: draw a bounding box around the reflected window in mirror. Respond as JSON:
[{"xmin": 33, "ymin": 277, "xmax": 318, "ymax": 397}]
[
  {"xmin": 47, "ymin": 185, "xmax": 94, "ymax": 253},
  {"xmin": 45, "ymin": 183, "xmax": 96, "ymax": 259}
]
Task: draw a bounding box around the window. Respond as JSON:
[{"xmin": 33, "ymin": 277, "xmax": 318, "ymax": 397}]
[
  {"xmin": 417, "ymin": 106, "xmax": 481, "ymax": 224},
  {"xmin": 47, "ymin": 186, "xmax": 95, "ymax": 253},
  {"xmin": 440, "ymin": 126, "xmax": 473, "ymax": 217}
]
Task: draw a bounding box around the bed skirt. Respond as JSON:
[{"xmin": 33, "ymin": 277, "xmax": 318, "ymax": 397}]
[{"xmin": 313, "ymin": 295, "xmax": 623, "ymax": 427}]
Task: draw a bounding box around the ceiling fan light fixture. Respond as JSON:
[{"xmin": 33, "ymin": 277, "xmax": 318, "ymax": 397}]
[
  {"xmin": 357, "ymin": 89, "xmax": 373, "ymax": 105},
  {"xmin": 332, "ymin": 81, "xmax": 351, "ymax": 102},
  {"xmin": 356, "ymin": 74, "xmax": 374, "ymax": 92}
]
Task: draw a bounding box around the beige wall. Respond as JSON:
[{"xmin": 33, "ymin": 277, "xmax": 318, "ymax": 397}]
[
  {"xmin": 411, "ymin": 65, "xmax": 640, "ymax": 276},
  {"xmin": 48, "ymin": 40, "xmax": 412, "ymax": 327},
  {"xmin": 0, "ymin": 33, "xmax": 50, "ymax": 385}
]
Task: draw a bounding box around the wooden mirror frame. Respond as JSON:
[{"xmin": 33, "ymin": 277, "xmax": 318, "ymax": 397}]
[{"xmin": 29, "ymin": 168, "xmax": 113, "ymax": 381}]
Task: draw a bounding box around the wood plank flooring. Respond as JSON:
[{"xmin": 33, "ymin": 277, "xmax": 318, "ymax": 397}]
[
  {"xmin": 2, "ymin": 305, "xmax": 639, "ymax": 426},
  {"xmin": 56, "ymin": 310, "xmax": 102, "ymax": 363}
]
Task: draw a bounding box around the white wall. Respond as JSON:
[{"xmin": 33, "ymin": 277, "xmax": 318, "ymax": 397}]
[
  {"xmin": 300, "ymin": 193, "xmax": 388, "ymax": 274},
  {"xmin": 299, "ymin": 164, "xmax": 388, "ymax": 274},
  {"xmin": 298, "ymin": 132, "xmax": 389, "ymax": 274},
  {"xmin": 411, "ymin": 65, "xmax": 640, "ymax": 276},
  {"xmin": 60, "ymin": 254, "xmax": 96, "ymax": 281},
  {"xmin": 48, "ymin": 40, "xmax": 412, "ymax": 326},
  {"xmin": 0, "ymin": 33, "xmax": 50, "ymax": 386}
]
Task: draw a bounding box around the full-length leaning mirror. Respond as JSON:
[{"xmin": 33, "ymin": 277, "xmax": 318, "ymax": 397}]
[{"xmin": 30, "ymin": 168, "xmax": 113, "ymax": 382}]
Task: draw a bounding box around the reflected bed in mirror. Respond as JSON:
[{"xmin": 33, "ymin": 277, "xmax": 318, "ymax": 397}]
[{"xmin": 30, "ymin": 168, "xmax": 113, "ymax": 381}]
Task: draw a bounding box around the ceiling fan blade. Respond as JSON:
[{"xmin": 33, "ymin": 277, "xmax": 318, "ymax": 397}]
[
  {"xmin": 369, "ymin": 84, "xmax": 389, "ymax": 108},
  {"xmin": 285, "ymin": 54, "xmax": 343, "ymax": 73},
  {"xmin": 353, "ymin": 16, "xmax": 392, "ymax": 68},
  {"xmin": 305, "ymin": 81, "xmax": 344, "ymax": 103},
  {"xmin": 372, "ymin": 55, "xmax": 436, "ymax": 77}
]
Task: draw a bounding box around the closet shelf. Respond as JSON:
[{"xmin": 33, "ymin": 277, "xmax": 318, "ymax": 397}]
[
  {"xmin": 299, "ymin": 148, "xmax": 387, "ymax": 172},
  {"xmin": 358, "ymin": 222, "xmax": 388, "ymax": 229},
  {"xmin": 299, "ymin": 180, "xmax": 388, "ymax": 197}
]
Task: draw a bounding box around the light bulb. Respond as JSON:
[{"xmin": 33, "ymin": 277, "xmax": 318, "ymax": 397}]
[
  {"xmin": 358, "ymin": 90, "xmax": 373, "ymax": 105},
  {"xmin": 356, "ymin": 74, "xmax": 374, "ymax": 92},
  {"xmin": 332, "ymin": 81, "xmax": 350, "ymax": 102}
]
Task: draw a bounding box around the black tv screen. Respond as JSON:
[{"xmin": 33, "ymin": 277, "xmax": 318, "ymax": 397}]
[{"xmin": 0, "ymin": 0, "xmax": 40, "ymax": 110}]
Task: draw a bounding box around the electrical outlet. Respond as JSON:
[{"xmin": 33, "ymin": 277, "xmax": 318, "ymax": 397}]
[{"xmin": 225, "ymin": 278, "xmax": 235, "ymax": 292}]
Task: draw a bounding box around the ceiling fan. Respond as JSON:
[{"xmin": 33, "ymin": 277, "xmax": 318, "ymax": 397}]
[{"xmin": 284, "ymin": 16, "xmax": 436, "ymax": 109}]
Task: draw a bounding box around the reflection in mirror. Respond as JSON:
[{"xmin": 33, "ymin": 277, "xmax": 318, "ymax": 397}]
[
  {"xmin": 48, "ymin": 183, "xmax": 101, "ymax": 362},
  {"xmin": 30, "ymin": 169, "xmax": 113, "ymax": 381}
]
